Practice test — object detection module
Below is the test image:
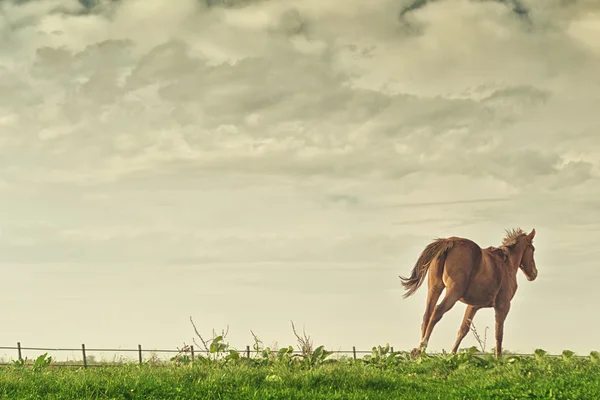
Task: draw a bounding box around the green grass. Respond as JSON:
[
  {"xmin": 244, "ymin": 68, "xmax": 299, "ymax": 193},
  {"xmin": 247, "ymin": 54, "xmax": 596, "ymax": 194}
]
[{"xmin": 1, "ymin": 350, "xmax": 599, "ymax": 399}]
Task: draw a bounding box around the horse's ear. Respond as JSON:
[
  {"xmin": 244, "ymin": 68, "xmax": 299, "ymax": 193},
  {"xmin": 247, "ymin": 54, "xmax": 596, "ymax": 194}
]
[{"xmin": 527, "ymin": 229, "xmax": 536, "ymax": 241}]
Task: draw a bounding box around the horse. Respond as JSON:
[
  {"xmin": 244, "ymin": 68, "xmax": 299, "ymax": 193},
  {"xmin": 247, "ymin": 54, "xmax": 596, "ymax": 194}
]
[{"xmin": 399, "ymin": 228, "xmax": 538, "ymax": 358}]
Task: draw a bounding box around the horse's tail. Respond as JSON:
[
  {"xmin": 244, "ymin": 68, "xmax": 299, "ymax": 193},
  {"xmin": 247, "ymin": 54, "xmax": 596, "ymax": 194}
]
[{"xmin": 399, "ymin": 238, "xmax": 454, "ymax": 299}]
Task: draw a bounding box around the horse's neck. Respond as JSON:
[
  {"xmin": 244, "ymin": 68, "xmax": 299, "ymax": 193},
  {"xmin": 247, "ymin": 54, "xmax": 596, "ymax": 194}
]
[{"xmin": 504, "ymin": 247, "xmax": 524, "ymax": 276}]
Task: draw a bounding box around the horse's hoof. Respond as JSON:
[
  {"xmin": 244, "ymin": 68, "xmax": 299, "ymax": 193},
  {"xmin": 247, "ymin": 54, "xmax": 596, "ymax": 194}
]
[{"xmin": 410, "ymin": 348, "xmax": 421, "ymax": 359}]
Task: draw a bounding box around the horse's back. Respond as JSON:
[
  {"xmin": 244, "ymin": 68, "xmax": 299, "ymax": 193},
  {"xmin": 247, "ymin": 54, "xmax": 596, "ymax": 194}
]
[
  {"xmin": 457, "ymin": 246, "xmax": 505, "ymax": 306},
  {"xmin": 444, "ymin": 237, "xmax": 483, "ymax": 260},
  {"xmin": 484, "ymin": 246, "xmax": 509, "ymax": 263}
]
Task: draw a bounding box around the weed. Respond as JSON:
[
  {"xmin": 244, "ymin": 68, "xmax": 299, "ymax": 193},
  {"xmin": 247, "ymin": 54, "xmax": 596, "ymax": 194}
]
[{"xmin": 32, "ymin": 353, "xmax": 52, "ymax": 372}]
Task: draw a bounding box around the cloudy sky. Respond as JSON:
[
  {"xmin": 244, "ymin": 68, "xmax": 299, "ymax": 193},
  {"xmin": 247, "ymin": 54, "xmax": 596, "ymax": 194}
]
[{"xmin": 0, "ymin": 0, "xmax": 599, "ymax": 360}]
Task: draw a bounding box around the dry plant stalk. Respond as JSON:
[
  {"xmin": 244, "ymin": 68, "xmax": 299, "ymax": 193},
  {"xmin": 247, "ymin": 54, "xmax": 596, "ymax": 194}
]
[
  {"xmin": 469, "ymin": 320, "xmax": 489, "ymax": 353},
  {"xmin": 290, "ymin": 320, "xmax": 313, "ymax": 356},
  {"xmin": 250, "ymin": 329, "xmax": 264, "ymax": 357},
  {"xmin": 189, "ymin": 316, "xmax": 229, "ymax": 354}
]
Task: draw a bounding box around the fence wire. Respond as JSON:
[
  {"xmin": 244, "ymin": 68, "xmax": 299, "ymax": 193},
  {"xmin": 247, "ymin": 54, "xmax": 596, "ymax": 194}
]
[{"xmin": 0, "ymin": 343, "xmax": 588, "ymax": 368}]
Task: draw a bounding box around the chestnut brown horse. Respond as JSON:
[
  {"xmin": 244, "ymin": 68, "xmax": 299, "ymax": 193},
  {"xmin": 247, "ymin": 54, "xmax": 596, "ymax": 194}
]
[{"xmin": 400, "ymin": 228, "xmax": 538, "ymax": 358}]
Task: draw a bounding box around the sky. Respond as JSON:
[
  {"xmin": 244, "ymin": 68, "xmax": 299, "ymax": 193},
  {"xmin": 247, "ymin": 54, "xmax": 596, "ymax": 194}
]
[{"xmin": 0, "ymin": 0, "xmax": 599, "ymax": 361}]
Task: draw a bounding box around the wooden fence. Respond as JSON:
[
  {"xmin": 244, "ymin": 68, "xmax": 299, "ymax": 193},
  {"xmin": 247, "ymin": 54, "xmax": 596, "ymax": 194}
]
[
  {"xmin": 0, "ymin": 343, "xmax": 588, "ymax": 367},
  {"xmin": 0, "ymin": 342, "xmax": 384, "ymax": 367}
]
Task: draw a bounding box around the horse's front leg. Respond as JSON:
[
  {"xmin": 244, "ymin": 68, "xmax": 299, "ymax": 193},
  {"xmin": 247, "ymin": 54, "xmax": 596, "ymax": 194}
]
[{"xmin": 494, "ymin": 302, "xmax": 511, "ymax": 358}]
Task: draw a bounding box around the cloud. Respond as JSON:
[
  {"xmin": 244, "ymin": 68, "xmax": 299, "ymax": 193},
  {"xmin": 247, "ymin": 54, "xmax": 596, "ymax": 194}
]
[
  {"xmin": 0, "ymin": 0, "xmax": 599, "ymax": 266},
  {"xmin": 4, "ymin": 1, "xmax": 600, "ymax": 360},
  {"xmin": 0, "ymin": 222, "xmax": 422, "ymax": 264},
  {"xmin": 399, "ymin": 0, "xmax": 530, "ymax": 19}
]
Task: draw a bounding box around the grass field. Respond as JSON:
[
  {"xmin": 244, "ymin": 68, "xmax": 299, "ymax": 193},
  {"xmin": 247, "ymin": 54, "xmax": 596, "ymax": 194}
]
[{"xmin": 1, "ymin": 345, "xmax": 599, "ymax": 400}]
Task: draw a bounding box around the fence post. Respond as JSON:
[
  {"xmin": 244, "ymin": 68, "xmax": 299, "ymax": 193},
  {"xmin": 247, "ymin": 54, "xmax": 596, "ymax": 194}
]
[
  {"xmin": 352, "ymin": 346, "xmax": 356, "ymax": 360},
  {"xmin": 17, "ymin": 342, "xmax": 22, "ymax": 362},
  {"xmin": 190, "ymin": 345, "xmax": 194, "ymax": 362},
  {"xmin": 82, "ymin": 344, "xmax": 87, "ymax": 368},
  {"xmin": 138, "ymin": 344, "xmax": 143, "ymax": 365},
  {"xmin": 391, "ymin": 346, "xmax": 394, "ymax": 353},
  {"xmin": 246, "ymin": 345, "xmax": 250, "ymax": 358}
]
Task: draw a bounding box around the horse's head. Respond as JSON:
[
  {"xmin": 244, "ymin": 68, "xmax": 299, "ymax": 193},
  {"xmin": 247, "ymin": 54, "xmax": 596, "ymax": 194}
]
[{"xmin": 519, "ymin": 229, "xmax": 538, "ymax": 281}]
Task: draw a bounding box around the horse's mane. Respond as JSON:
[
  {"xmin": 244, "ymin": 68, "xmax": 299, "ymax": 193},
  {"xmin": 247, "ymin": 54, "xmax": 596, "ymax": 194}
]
[
  {"xmin": 484, "ymin": 228, "xmax": 527, "ymax": 264},
  {"xmin": 501, "ymin": 228, "xmax": 526, "ymax": 248}
]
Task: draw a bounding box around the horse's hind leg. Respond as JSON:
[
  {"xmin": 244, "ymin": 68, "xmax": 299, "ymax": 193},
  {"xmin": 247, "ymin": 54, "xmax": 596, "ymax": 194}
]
[
  {"xmin": 420, "ymin": 259, "xmax": 444, "ymax": 341},
  {"xmin": 413, "ymin": 255, "xmax": 445, "ymax": 355},
  {"xmin": 451, "ymin": 305, "xmax": 480, "ymax": 353},
  {"xmin": 419, "ymin": 283, "xmax": 463, "ymax": 352},
  {"xmin": 421, "ymin": 286, "xmax": 443, "ymax": 341}
]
